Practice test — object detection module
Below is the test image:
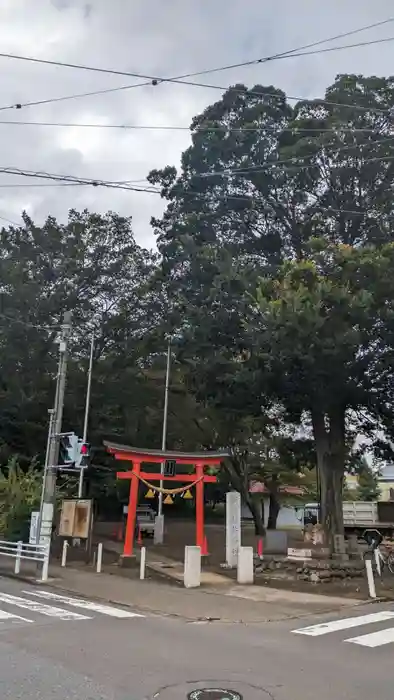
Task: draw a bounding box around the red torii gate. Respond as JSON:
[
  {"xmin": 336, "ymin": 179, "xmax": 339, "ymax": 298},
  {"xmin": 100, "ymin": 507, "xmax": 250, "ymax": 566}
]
[{"xmin": 104, "ymin": 442, "xmax": 229, "ymax": 557}]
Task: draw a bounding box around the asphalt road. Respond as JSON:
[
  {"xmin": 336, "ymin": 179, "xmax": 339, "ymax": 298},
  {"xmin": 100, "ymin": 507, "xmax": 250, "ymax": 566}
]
[{"xmin": 0, "ymin": 576, "xmax": 393, "ymax": 700}]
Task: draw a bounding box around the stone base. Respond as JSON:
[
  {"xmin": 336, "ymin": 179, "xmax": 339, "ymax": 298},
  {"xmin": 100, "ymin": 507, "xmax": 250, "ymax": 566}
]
[
  {"xmin": 264, "ymin": 530, "xmax": 288, "ymax": 554},
  {"xmin": 118, "ymin": 554, "xmax": 136, "ymax": 568},
  {"xmin": 332, "ymin": 552, "xmax": 350, "ymax": 562}
]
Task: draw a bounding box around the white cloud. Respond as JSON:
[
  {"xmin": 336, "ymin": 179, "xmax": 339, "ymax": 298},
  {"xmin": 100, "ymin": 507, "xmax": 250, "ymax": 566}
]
[{"xmin": 0, "ymin": 0, "xmax": 392, "ymax": 246}]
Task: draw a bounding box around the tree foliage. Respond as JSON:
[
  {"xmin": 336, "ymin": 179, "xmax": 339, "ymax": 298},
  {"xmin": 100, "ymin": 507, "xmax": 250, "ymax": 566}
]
[
  {"xmin": 148, "ymin": 74, "xmax": 394, "ymax": 547},
  {"xmin": 354, "ymin": 459, "xmax": 381, "ymax": 501},
  {"xmin": 0, "ymin": 209, "xmax": 159, "ymax": 463}
]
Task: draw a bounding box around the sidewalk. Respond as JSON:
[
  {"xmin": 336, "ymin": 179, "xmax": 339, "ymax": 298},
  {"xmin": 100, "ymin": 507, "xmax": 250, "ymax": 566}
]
[{"xmin": 0, "ymin": 557, "xmax": 362, "ymax": 623}]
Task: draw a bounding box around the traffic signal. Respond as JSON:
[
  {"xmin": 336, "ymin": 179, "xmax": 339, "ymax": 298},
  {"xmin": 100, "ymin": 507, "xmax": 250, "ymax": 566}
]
[
  {"xmin": 164, "ymin": 459, "xmax": 176, "ymax": 477},
  {"xmin": 59, "ymin": 433, "xmax": 79, "ymax": 466},
  {"xmin": 76, "ymin": 441, "xmax": 91, "ymax": 469}
]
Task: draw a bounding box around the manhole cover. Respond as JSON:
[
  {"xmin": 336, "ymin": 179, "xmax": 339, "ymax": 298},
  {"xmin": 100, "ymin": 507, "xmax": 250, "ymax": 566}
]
[
  {"xmin": 152, "ymin": 678, "xmax": 272, "ymax": 700},
  {"xmin": 188, "ymin": 690, "xmax": 242, "ymax": 700}
]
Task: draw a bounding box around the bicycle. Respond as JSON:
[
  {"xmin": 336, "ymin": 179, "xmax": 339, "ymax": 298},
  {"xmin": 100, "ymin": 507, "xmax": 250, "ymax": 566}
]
[{"xmin": 362, "ymin": 528, "xmax": 394, "ymax": 576}]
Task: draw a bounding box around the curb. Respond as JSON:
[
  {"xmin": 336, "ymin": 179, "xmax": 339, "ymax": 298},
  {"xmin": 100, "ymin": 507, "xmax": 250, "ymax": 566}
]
[
  {"xmin": 0, "ymin": 569, "xmax": 46, "ymax": 585},
  {"xmin": 16, "ymin": 577, "xmax": 376, "ymax": 625},
  {"xmin": 0, "ymin": 564, "xmax": 382, "ymax": 624}
]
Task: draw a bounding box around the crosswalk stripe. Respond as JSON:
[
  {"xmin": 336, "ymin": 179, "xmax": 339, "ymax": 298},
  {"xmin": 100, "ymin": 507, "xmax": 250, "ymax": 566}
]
[
  {"xmin": 346, "ymin": 627, "xmax": 394, "ymax": 647},
  {"xmin": 0, "ymin": 609, "xmax": 32, "ymax": 624},
  {"xmin": 0, "ymin": 593, "xmax": 91, "ymax": 620},
  {"xmin": 293, "ymin": 611, "xmax": 394, "ymax": 636},
  {"xmin": 23, "ymin": 590, "xmax": 144, "ymax": 618}
]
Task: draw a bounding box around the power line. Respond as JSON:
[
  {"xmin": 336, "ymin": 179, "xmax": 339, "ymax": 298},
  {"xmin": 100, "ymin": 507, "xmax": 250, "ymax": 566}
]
[
  {"xmin": 0, "ymin": 182, "xmax": 87, "ymax": 188},
  {"xmin": 1, "ymin": 75, "xmax": 389, "ymax": 121},
  {"xmin": 189, "ymin": 135, "xmax": 394, "ymax": 179},
  {"xmin": 0, "ymin": 81, "xmax": 148, "ymax": 113},
  {"xmin": 0, "ymin": 151, "xmax": 394, "ymax": 200},
  {"xmin": 0, "ymin": 22, "xmax": 393, "ymax": 85},
  {"xmin": 0, "ymin": 119, "xmax": 390, "ymax": 134},
  {"xmin": 0, "ymin": 311, "xmax": 59, "ymax": 331},
  {"xmin": 0, "ymin": 166, "xmax": 160, "ymax": 193},
  {"xmin": 150, "ymin": 17, "xmax": 394, "ymax": 79},
  {"xmin": 0, "ymin": 178, "xmax": 150, "ymax": 188},
  {"xmin": 0, "ymin": 213, "xmax": 21, "ymax": 226},
  {"xmin": 0, "ymin": 18, "xmax": 393, "ymax": 115},
  {"xmin": 0, "ymin": 166, "xmax": 390, "ymax": 224},
  {"xmin": 0, "ymin": 133, "xmax": 392, "ymax": 196}
]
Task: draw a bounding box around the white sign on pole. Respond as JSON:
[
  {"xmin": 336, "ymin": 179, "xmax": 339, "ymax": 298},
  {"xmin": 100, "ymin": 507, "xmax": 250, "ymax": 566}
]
[
  {"xmin": 39, "ymin": 503, "xmax": 54, "ymax": 547},
  {"xmin": 31, "ymin": 508, "xmax": 52, "ymax": 546},
  {"xmin": 226, "ymin": 491, "xmax": 241, "ymax": 568},
  {"xmin": 29, "ymin": 511, "xmax": 39, "ymax": 544}
]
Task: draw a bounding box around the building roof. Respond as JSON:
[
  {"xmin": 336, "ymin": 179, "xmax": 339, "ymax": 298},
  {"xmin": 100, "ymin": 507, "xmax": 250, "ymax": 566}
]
[
  {"xmin": 249, "ymin": 480, "xmax": 304, "ymax": 495},
  {"xmin": 379, "ymin": 464, "xmax": 394, "ymax": 481}
]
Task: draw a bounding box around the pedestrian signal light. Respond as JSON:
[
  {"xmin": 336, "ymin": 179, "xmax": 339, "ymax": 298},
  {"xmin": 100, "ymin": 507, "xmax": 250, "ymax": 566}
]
[
  {"xmin": 76, "ymin": 441, "xmax": 91, "ymax": 468},
  {"xmin": 59, "ymin": 433, "xmax": 79, "ymax": 466}
]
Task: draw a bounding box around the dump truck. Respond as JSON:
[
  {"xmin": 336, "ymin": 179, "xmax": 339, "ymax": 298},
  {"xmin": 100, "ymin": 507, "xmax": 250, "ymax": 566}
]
[{"xmin": 303, "ymin": 501, "xmax": 394, "ymax": 537}]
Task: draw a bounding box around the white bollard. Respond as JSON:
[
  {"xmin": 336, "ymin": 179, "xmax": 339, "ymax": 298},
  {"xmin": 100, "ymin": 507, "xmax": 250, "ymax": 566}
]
[
  {"xmin": 61, "ymin": 540, "xmax": 68, "ymax": 567},
  {"xmin": 374, "ymin": 548, "xmax": 381, "ymax": 577},
  {"xmin": 237, "ymin": 546, "xmax": 254, "ymax": 584},
  {"xmin": 14, "ymin": 541, "xmax": 22, "ymax": 574},
  {"xmin": 41, "ymin": 544, "xmax": 50, "ymax": 582},
  {"xmin": 365, "ymin": 558, "xmax": 377, "ymax": 598},
  {"xmin": 153, "ymin": 514, "xmax": 164, "ymax": 545},
  {"xmin": 140, "ymin": 546, "xmax": 146, "ymax": 580},
  {"xmin": 96, "ymin": 543, "xmax": 103, "ymax": 573},
  {"xmin": 184, "ymin": 546, "xmax": 201, "ymax": 588}
]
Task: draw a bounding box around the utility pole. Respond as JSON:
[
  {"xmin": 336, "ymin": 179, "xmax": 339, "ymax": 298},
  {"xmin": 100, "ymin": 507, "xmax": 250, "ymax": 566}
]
[
  {"xmin": 78, "ymin": 332, "xmax": 94, "ymax": 499},
  {"xmin": 36, "ymin": 408, "xmax": 55, "ymax": 547},
  {"xmin": 39, "ymin": 311, "xmax": 72, "ymax": 545},
  {"xmin": 154, "ymin": 337, "xmax": 171, "ymax": 544}
]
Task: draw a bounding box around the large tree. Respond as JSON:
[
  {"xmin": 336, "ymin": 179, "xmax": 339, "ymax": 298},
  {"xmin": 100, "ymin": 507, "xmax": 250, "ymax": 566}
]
[
  {"xmin": 0, "ymin": 209, "xmax": 158, "ymax": 464},
  {"xmin": 249, "ymin": 241, "xmax": 394, "ymax": 547},
  {"xmin": 148, "ymin": 74, "xmax": 394, "ymax": 546}
]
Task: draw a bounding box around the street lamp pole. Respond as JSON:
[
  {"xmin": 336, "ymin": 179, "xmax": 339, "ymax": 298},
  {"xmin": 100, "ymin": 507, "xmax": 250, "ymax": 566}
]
[
  {"xmin": 154, "ymin": 337, "xmax": 171, "ymax": 543},
  {"xmin": 78, "ymin": 332, "xmax": 94, "ymax": 499}
]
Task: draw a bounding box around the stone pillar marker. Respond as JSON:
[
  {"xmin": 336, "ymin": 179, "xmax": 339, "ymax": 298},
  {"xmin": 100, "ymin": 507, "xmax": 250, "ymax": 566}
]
[{"xmin": 226, "ymin": 491, "xmax": 241, "ymax": 568}]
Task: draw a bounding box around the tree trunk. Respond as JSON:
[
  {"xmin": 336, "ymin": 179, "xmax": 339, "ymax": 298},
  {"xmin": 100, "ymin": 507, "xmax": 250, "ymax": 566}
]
[
  {"xmin": 267, "ymin": 494, "xmax": 280, "ymax": 529},
  {"xmin": 267, "ymin": 475, "xmax": 280, "ymax": 529},
  {"xmin": 312, "ymin": 408, "xmax": 345, "ymax": 553},
  {"xmin": 245, "ymin": 493, "xmax": 265, "ymax": 536},
  {"xmin": 224, "ymin": 452, "xmax": 266, "ymax": 536}
]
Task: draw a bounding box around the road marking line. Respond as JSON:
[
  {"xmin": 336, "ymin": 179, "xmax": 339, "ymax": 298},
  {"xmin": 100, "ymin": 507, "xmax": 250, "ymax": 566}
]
[
  {"xmin": 0, "ymin": 593, "xmax": 91, "ymax": 620},
  {"xmin": 346, "ymin": 627, "xmax": 394, "ymax": 647},
  {"xmin": 293, "ymin": 611, "xmax": 394, "ymax": 636},
  {"xmin": 23, "ymin": 590, "xmax": 144, "ymax": 618},
  {"xmin": 0, "ymin": 609, "xmax": 32, "ymax": 623}
]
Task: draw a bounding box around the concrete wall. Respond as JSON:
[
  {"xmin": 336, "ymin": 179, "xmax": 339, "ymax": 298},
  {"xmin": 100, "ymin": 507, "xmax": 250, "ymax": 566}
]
[{"xmin": 241, "ymin": 498, "xmax": 302, "ymax": 528}]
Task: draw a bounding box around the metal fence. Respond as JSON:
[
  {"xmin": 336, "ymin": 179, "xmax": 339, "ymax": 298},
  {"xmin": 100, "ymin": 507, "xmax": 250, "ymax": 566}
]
[{"xmin": 0, "ymin": 540, "xmax": 49, "ymax": 581}]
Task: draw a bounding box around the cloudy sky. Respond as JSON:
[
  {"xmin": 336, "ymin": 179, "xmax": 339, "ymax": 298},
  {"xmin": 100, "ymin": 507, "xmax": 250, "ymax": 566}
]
[{"xmin": 0, "ymin": 0, "xmax": 393, "ymax": 247}]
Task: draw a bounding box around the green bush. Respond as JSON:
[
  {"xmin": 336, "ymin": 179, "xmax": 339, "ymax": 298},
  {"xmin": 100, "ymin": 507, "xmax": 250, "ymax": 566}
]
[{"xmin": 0, "ymin": 458, "xmax": 41, "ymax": 541}]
